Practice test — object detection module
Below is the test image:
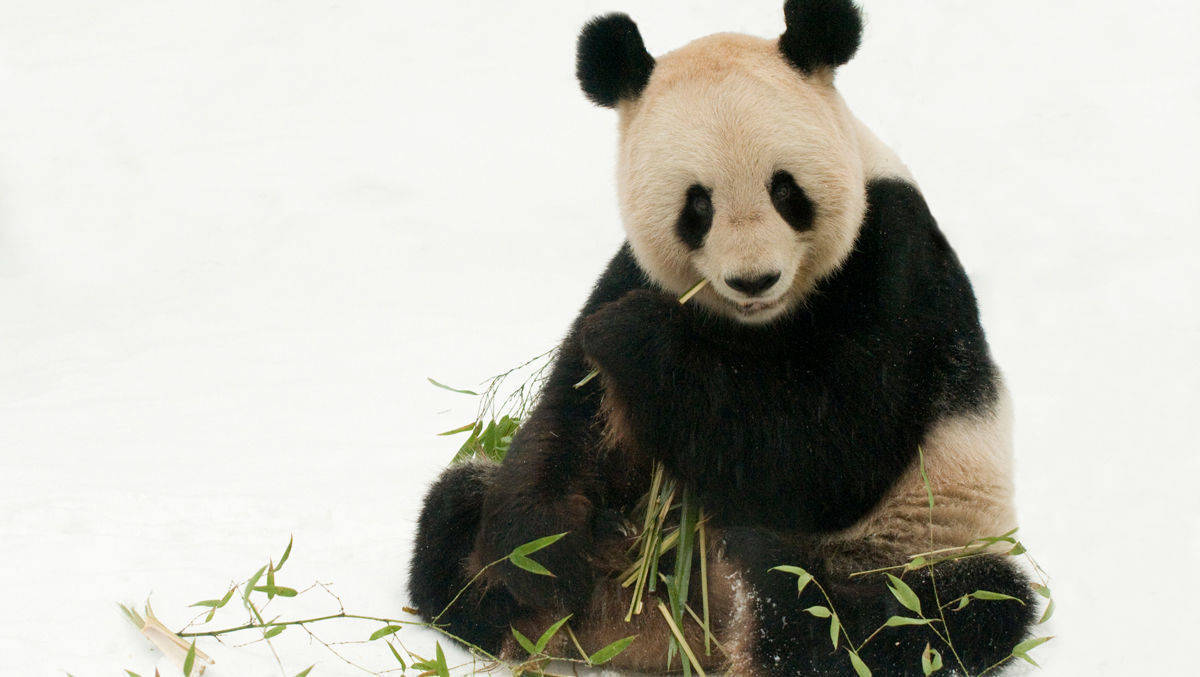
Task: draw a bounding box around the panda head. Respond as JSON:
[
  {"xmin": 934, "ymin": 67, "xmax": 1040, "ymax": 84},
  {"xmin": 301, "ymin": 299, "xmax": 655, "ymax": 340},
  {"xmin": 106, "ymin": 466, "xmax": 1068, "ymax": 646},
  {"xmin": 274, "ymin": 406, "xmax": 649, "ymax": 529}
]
[{"xmin": 578, "ymin": 0, "xmax": 869, "ymax": 324}]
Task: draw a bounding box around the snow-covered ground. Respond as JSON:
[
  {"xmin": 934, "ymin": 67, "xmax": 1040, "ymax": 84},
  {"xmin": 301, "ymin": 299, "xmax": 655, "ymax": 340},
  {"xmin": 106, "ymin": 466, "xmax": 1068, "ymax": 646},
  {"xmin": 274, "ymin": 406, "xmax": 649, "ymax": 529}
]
[{"xmin": 1, "ymin": 1, "xmax": 1196, "ymax": 674}]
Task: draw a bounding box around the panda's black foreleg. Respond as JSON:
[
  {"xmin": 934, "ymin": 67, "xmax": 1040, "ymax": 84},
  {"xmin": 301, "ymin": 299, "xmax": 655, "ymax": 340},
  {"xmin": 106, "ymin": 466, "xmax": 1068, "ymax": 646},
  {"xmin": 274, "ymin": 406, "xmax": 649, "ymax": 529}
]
[
  {"xmin": 720, "ymin": 528, "xmax": 1037, "ymax": 676},
  {"xmin": 408, "ymin": 460, "xmax": 521, "ymax": 655}
]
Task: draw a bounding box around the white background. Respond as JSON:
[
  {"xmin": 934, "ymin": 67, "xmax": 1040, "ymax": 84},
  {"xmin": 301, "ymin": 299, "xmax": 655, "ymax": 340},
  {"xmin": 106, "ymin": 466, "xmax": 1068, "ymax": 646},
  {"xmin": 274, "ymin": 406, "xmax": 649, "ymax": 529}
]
[{"xmin": 2, "ymin": 1, "xmax": 1197, "ymax": 675}]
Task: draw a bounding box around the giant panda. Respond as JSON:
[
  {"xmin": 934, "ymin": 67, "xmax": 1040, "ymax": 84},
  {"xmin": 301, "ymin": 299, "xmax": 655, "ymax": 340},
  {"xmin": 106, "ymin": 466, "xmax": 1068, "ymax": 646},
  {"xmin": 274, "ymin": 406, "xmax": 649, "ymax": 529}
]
[{"xmin": 409, "ymin": 1, "xmax": 1037, "ymax": 674}]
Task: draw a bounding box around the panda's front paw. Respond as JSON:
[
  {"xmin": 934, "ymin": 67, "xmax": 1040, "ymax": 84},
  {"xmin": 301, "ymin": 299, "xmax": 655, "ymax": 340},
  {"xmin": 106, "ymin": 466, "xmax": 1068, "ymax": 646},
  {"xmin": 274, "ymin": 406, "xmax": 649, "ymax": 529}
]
[{"xmin": 577, "ymin": 290, "xmax": 680, "ymax": 383}]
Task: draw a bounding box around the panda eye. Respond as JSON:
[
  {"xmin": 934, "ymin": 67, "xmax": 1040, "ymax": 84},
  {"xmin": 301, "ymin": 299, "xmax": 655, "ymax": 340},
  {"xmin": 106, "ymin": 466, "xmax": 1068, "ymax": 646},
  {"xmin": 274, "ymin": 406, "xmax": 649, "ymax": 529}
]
[
  {"xmin": 676, "ymin": 184, "xmax": 714, "ymax": 250},
  {"xmin": 769, "ymin": 170, "xmax": 815, "ymax": 232}
]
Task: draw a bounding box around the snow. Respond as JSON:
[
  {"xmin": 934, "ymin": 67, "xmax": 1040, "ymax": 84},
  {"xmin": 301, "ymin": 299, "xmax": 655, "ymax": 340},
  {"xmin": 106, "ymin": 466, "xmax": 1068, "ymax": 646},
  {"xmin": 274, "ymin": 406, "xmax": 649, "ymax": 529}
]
[{"xmin": 1, "ymin": 1, "xmax": 1196, "ymax": 674}]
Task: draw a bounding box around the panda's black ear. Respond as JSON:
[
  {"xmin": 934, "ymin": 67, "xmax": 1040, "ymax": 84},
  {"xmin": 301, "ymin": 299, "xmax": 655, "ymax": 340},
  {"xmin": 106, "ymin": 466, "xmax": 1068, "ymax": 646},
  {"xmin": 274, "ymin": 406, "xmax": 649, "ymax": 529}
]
[
  {"xmin": 779, "ymin": 0, "xmax": 863, "ymax": 74},
  {"xmin": 576, "ymin": 13, "xmax": 655, "ymax": 108}
]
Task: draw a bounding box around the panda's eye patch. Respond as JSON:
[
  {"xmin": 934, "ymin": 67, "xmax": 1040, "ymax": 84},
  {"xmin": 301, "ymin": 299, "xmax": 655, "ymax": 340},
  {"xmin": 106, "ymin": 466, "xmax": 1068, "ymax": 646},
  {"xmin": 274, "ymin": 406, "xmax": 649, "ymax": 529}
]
[
  {"xmin": 676, "ymin": 184, "xmax": 714, "ymax": 250},
  {"xmin": 769, "ymin": 170, "xmax": 815, "ymax": 232}
]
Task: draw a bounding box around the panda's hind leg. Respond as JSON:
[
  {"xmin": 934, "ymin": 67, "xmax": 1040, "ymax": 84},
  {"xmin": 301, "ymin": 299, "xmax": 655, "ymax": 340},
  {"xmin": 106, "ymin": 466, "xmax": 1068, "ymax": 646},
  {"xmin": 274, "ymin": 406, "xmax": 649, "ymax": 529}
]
[
  {"xmin": 408, "ymin": 460, "xmax": 520, "ymax": 654},
  {"xmin": 719, "ymin": 528, "xmax": 1037, "ymax": 676}
]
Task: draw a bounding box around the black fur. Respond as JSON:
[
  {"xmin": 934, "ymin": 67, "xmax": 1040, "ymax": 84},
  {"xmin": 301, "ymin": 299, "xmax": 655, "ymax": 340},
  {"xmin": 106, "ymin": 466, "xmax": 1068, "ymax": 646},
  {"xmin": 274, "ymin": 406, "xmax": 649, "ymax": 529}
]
[
  {"xmin": 576, "ymin": 13, "xmax": 655, "ymax": 107},
  {"xmin": 411, "ymin": 179, "xmax": 1027, "ymax": 671},
  {"xmin": 407, "ymin": 462, "xmax": 516, "ymax": 654},
  {"xmin": 771, "ymin": 170, "xmax": 816, "ymax": 231},
  {"xmin": 676, "ymin": 184, "xmax": 715, "ymax": 250},
  {"xmin": 780, "ymin": 0, "xmax": 864, "ymax": 74}
]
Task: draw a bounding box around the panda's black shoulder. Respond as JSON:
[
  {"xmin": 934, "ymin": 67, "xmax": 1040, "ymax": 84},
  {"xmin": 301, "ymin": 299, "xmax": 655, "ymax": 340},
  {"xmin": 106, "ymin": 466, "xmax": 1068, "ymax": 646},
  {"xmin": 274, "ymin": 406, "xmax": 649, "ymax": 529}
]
[
  {"xmin": 825, "ymin": 177, "xmax": 999, "ymax": 416},
  {"xmin": 579, "ymin": 242, "xmax": 653, "ymax": 315}
]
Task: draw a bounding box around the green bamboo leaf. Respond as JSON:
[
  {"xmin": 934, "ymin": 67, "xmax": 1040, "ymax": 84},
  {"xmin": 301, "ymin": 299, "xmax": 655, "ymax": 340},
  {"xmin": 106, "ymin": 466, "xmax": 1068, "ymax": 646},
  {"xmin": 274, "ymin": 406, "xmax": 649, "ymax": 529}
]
[
  {"xmin": 971, "ymin": 590, "xmax": 1025, "ymax": 604},
  {"xmin": 1038, "ymin": 598, "xmax": 1056, "ymax": 624},
  {"xmin": 509, "ymin": 553, "xmax": 553, "ymax": 577},
  {"xmin": 1012, "ymin": 636, "xmax": 1052, "ymax": 654},
  {"xmin": 369, "ymin": 625, "xmax": 404, "ymax": 641},
  {"xmin": 266, "ymin": 562, "xmax": 276, "ymax": 600},
  {"xmin": 219, "ymin": 585, "xmax": 236, "ymax": 606},
  {"xmin": 885, "ymin": 574, "xmax": 922, "ymax": 614},
  {"xmin": 277, "ymin": 536, "xmax": 293, "ymax": 571},
  {"xmin": 182, "ymin": 642, "xmax": 197, "ymax": 677},
  {"xmin": 905, "ymin": 556, "xmax": 927, "ymax": 572},
  {"xmin": 434, "ymin": 642, "xmax": 450, "ymax": 677},
  {"xmin": 388, "ymin": 641, "xmax": 407, "ymax": 668},
  {"xmin": 917, "ymin": 447, "xmax": 934, "ymax": 509},
  {"xmin": 587, "ymin": 635, "xmax": 637, "ymax": 665},
  {"xmin": 263, "ymin": 625, "xmax": 285, "ymax": 639},
  {"xmin": 294, "ymin": 667, "xmax": 313, "ymax": 677},
  {"xmin": 1032, "ymin": 583, "xmax": 1051, "ymax": 599},
  {"xmin": 885, "ymin": 616, "xmax": 934, "ymax": 627},
  {"xmin": 510, "ymin": 532, "xmax": 568, "ymax": 557},
  {"xmin": 253, "ymin": 585, "xmax": 298, "ymax": 598},
  {"xmin": 511, "ymin": 627, "xmax": 538, "ymax": 655},
  {"xmin": 922, "ymin": 643, "xmax": 943, "ymax": 675},
  {"xmin": 427, "ymin": 377, "xmax": 479, "ymax": 396},
  {"xmin": 805, "ymin": 605, "xmax": 832, "ymax": 618},
  {"xmin": 771, "ymin": 565, "xmax": 815, "ymax": 596},
  {"xmin": 848, "ymin": 649, "xmax": 872, "ymax": 677},
  {"xmin": 1007, "ymin": 542, "xmax": 1027, "ymax": 556},
  {"xmin": 244, "ymin": 564, "xmax": 268, "ymax": 600},
  {"xmin": 189, "ymin": 599, "xmax": 225, "ymax": 608},
  {"xmin": 954, "ymin": 596, "xmax": 971, "ymax": 611},
  {"xmin": 829, "ymin": 614, "xmax": 841, "ymax": 649},
  {"xmin": 438, "ymin": 422, "xmax": 477, "ymax": 436},
  {"xmin": 534, "ymin": 615, "xmax": 572, "ymax": 653},
  {"xmin": 126, "ymin": 671, "xmax": 142, "ymax": 677}
]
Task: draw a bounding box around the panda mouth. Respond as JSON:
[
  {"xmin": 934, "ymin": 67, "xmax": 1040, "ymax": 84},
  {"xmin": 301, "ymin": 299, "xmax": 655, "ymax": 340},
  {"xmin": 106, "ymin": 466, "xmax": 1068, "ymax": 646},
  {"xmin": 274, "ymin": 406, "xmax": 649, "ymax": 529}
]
[{"xmin": 736, "ymin": 298, "xmax": 782, "ymax": 315}]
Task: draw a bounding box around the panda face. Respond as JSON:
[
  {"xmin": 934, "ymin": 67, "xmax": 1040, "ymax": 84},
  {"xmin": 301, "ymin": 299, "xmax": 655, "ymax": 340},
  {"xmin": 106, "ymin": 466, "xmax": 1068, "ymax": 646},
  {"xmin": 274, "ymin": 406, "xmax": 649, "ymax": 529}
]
[{"xmin": 615, "ymin": 34, "xmax": 866, "ymax": 324}]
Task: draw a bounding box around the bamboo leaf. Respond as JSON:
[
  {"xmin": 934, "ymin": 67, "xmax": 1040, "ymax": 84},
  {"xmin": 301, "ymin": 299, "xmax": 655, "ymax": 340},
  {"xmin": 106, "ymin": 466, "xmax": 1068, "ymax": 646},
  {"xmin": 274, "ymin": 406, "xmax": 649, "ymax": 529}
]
[
  {"xmin": 434, "ymin": 642, "xmax": 450, "ymax": 677},
  {"xmin": 804, "ymin": 605, "xmax": 832, "ymax": 618},
  {"xmin": 427, "ymin": 377, "xmax": 479, "ymax": 396},
  {"xmin": 253, "ymin": 585, "xmax": 298, "ymax": 598},
  {"xmin": 587, "ymin": 636, "xmax": 637, "ymax": 665},
  {"xmin": 277, "ymin": 536, "xmax": 293, "ymax": 571},
  {"xmin": 369, "ymin": 625, "xmax": 403, "ymax": 641},
  {"xmin": 971, "ymin": 590, "xmax": 1025, "ymax": 604},
  {"xmin": 263, "ymin": 625, "xmax": 285, "ymax": 639},
  {"xmin": 388, "ymin": 641, "xmax": 407, "ymax": 669},
  {"xmin": 126, "ymin": 672, "xmax": 142, "ymax": 677},
  {"xmin": 829, "ymin": 614, "xmax": 841, "ymax": 649},
  {"xmin": 1007, "ymin": 542, "xmax": 1027, "ymax": 556},
  {"xmin": 917, "ymin": 447, "xmax": 934, "ymax": 509},
  {"xmin": 1038, "ymin": 598, "xmax": 1056, "ymax": 624},
  {"xmin": 1012, "ymin": 636, "xmax": 1052, "ymax": 654},
  {"xmin": 848, "ymin": 650, "xmax": 872, "ymax": 677},
  {"xmin": 511, "ymin": 627, "xmax": 538, "ymax": 655},
  {"xmin": 244, "ymin": 565, "xmax": 268, "ymax": 600},
  {"xmin": 534, "ymin": 615, "xmax": 572, "ymax": 653},
  {"xmin": 885, "ymin": 574, "xmax": 922, "ymax": 614},
  {"xmin": 189, "ymin": 599, "xmax": 225, "ymax": 608},
  {"xmin": 266, "ymin": 562, "xmax": 276, "ymax": 600},
  {"xmin": 1032, "ymin": 583, "xmax": 1051, "ymax": 599},
  {"xmin": 885, "ymin": 616, "xmax": 934, "ymax": 627},
  {"xmin": 438, "ymin": 422, "xmax": 476, "ymax": 436},
  {"xmin": 294, "ymin": 668, "xmax": 313, "ymax": 677},
  {"xmin": 769, "ymin": 564, "xmax": 815, "ymax": 595},
  {"xmin": 182, "ymin": 642, "xmax": 196, "ymax": 677},
  {"xmin": 508, "ymin": 553, "xmax": 553, "ymax": 577},
  {"xmin": 954, "ymin": 596, "xmax": 971, "ymax": 611},
  {"xmin": 509, "ymin": 532, "xmax": 567, "ymax": 558},
  {"xmin": 922, "ymin": 643, "xmax": 943, "ymax": 675}
]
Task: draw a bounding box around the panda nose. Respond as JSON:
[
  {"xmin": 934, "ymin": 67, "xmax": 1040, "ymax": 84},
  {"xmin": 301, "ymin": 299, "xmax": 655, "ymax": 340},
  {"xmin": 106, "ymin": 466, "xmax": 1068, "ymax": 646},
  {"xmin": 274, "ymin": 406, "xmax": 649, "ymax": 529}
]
[{"xmin": 725, "ymin": 271, "xmax": 781, "ymax": 297}]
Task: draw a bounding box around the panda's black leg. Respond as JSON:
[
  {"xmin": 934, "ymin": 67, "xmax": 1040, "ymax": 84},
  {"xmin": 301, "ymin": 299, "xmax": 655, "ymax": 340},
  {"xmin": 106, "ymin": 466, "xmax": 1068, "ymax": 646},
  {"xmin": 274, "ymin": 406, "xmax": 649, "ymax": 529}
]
[
  {"xmin": 407, "ymin": 461, "xmax": 520, "ymax": 654},
  {"xmin": 721, "ymin": 529, "xmax": 1037, "ymax": 676}
]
